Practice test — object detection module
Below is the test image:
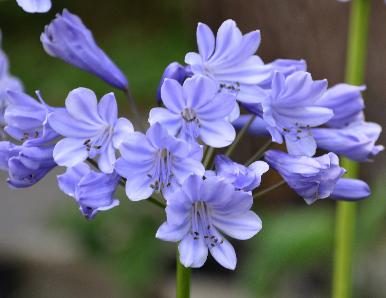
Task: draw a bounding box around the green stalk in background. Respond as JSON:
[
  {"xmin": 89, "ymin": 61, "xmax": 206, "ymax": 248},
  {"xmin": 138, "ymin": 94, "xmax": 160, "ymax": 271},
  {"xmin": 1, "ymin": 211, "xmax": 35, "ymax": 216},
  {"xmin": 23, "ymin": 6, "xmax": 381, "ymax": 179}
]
[
  {"xmin": 332, "ymin": 1, "xmax": 371, "ymax": 298},
  {"xmin": 176, "ymin": 251, "xmax": 191, "ymax": 298}
]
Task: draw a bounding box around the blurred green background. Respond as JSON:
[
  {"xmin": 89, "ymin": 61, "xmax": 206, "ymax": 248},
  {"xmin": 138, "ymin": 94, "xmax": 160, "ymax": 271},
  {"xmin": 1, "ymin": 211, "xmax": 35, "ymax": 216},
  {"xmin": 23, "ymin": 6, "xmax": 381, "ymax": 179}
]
[{"xmin": 0, "ymin": 0, "xmax": 386, "ymax": 297}]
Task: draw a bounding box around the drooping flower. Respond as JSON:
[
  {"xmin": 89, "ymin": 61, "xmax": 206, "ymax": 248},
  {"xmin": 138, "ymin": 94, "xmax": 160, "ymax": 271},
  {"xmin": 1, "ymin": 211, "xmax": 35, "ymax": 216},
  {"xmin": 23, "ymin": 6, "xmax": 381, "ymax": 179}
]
[
  {"xmin": 4, "ymin": 90, "xmax": 58, "ymax": 146},
  {"xmin": 156, "ymin": 175, "xmax": 262, "ymax": 270},
  {"xmin": 265, "ymin": 149, "xmax": 347, "ymax": 205},
  {"xmin": 312, "ymin": 121, "xmax": 384, "ymax": 162},
  {"xmin": 208, "ymin": 154, "xmax": 269, "ymax": 192},
  {"xmin": 41, "ymin": 10, "xmax": 128, "ymax": 90},
  {"xmin": 0, "ymin": 141, "xmax": 56, "ymax": 188},
  {"xmin": 58, "ymin": 163, "xmax": 120, "ymax": 220},
  {"xmin": 252, "ymin": 71, "xmax": 333, "ymax": 157},
  {"xmin": 315, "ymin": 83, "xmax": 365, "ymax": 128},
  {"xmin": 115, "ymin": 123, "xmax": 205, "ymax": 201},
  {"xmin": 48, "ymin": 87, "xmax": 134, "ymax": 173},
  {"xmin": 185, "ymin": 19, "xmax": 272, "ymax": 104},
  {"xmin": 157, "ymin": 62, "xmax": 192, "ymax": 103},
  {"xmin": 330, "ymin": 178, "xmax": 370, "ymax": 201},
  {"xmin": 149, "ymin": 75, "xmax": 237, "ymax": 147},
  {"xmin": 16, "ymin": 0, "xmax": 51, "ymax": 13}
]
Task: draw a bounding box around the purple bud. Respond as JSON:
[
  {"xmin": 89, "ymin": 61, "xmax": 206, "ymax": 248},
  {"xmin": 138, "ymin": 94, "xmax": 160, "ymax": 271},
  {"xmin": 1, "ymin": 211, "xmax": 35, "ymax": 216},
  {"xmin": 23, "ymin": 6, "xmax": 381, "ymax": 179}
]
[
  {"xmin": 330, "ymin": 178, "xmax": 370, "ymax": 201},
  {"xmin": 41, "ymin": 10, "xmax": 128, "ymax": 90},
  {"xmin": 157, "ymin": 62, "xmax": 192, "ymax": 103}
]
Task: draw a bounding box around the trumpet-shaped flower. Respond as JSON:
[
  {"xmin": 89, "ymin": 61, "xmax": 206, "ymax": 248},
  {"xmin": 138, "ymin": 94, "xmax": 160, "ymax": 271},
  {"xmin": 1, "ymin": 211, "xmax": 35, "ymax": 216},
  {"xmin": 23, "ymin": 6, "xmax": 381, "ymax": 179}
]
[
  {"xmin": 41, "ymin": 10, "xmax": 128, "ymax": 90},
  {"xmin": 58, "ymin": 163, "xmax": 120, "ymax": 219},
  {"xmin": 0, "ymin": 141, "xmax": 56, "ymax": 188},
  {"xmin": 4, "ymin": 90, "xmax": 58, "ymax": 146},
  {"xmin": 16, "ymin": 0, "xmax": 51, "ymax": 13},
  {"xmin": 210, "ymin": 154, "xmax": 269, "ymax": 192},
  {"xmin": 316, "ymin": 83, "xmax": 365, "ymax": 128},
  {"xmin": 48, "ymin": 87, "xmax": 134, "ymax": 173},
  {"xmin": 258, "ymin": 71, "xmax": 333, "ymax": 156},
  {"xmin": 265, "ymin": 150, "xmax": 346, "ymax": 205},
  {"xmin": 185, "ymin": 20, "xmax": 272, "ymax": 104},
  {"xmin": 156, "ymin": 175, "xmax": 262, "ymax": 270},
  {"xmin": 149, "ymin": 75, "xmax": 237, "ymax": 147},
  {"xmin": 312, "ymin": 121, "xmax": 384, "ymax": 162},
  {"xmin": 115, "ymin": 123, "xmax": 205, "ymax": 201}
]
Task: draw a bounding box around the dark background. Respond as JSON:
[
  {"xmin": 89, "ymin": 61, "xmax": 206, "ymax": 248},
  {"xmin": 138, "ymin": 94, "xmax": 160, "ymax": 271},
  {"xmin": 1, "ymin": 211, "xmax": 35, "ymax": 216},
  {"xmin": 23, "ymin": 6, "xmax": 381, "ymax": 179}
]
[{"xmin": 0, "ymin": 0, "xmax": 385, "ymax": 297}]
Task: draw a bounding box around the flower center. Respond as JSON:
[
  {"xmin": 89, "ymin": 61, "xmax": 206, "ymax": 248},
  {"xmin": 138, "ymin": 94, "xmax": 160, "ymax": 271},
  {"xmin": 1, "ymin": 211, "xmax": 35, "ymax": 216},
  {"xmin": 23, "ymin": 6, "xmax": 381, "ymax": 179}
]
[
  {"xmin": 149, "ymin": 148, "xmax": 174, "ymax": 192},
  {"xmin": 191, "ymin": 201, "xmax": 224, "ymax": 247},
  {"xmin": 182, "ymin": 108, "xmax": 197, "ymax": 122}
]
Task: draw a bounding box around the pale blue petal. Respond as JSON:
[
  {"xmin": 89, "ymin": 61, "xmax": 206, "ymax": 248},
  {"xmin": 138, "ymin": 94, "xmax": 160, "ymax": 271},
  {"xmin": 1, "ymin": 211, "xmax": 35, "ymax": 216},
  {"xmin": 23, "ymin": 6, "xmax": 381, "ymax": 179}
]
[
  {"xmin": 209, "ymin": 237, "xmax": 236, "ymax": 270},
  {"xmin": 199, "ymin": 120, "xmax": 236, "ymax": 148},
  {"xmin": 178, "ymin": 234, "xmax": 208, "ymax": 268},
  {"xmin": 161, "ymin": 79, "xmax": 185, "ymax": 113},
  {"xmin": 112, "ymin": 118, "xmax": 134, "ymax": 149},
  {"xmin": 156, "ymin": 221, "xmax": 190, "ymax": 242},
  {"xmin": 98, "ymin": 92, "xmax": 118, "ymax": 125},
  {"xmin": 16, "ymin": 0, "xmax": 51, "ymax": 13},
  {"xmin": 53, "ymin": 138, "xmax": 88, "ymax": 167},
  {"xmin": 197, "ymin": 22, "xmax": 215, "ymax": 60}
]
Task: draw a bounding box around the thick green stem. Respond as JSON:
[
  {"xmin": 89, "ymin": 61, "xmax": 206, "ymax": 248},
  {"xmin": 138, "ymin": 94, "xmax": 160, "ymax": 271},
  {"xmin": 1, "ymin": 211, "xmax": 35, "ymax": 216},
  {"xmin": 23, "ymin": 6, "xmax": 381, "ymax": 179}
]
[
  {"xmin": 332, "ymin": 1, "xmax": 371, "ymax": 298},
  {"xmin": 176, "ymin": 252, "xmax": 191, "ymax": 298}
]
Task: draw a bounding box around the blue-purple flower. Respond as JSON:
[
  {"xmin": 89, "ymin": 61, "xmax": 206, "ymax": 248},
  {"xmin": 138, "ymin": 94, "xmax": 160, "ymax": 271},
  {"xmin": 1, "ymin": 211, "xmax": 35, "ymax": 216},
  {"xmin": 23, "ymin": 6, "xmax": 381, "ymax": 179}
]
[
  {"xmin": 0, "ymin": 141, "xmax": 56, "ymax": 188},
  {"xmin": 58, "ymin": 163, "xmax": 120, "ymax": 220},
  {"xmin": 4, "ymin": 90, "xmax": 58, "ymax": 146},
  {"xmin": 157, "ymin": 62, "xmax": 192, "ymax": 103},
  {"xmin": 41, "ymin": 10, "xmax": 128, "ymax": 90},
  {"xmin": 209, "ymin": 154, "xmax": 269, "ymax": 192},
  {"xmin": 315, "ymin": 83, "xmax": 365, "ymax": 128},
  {"xmin": 185, "ymin": 20, "xmax": 271, "ymax": 103},
  {"xmin": 149, "ymin": 75, "xmax": 237, "ymax": 147},
  {"xmin": 48, "ymin": 87, "xmax": 134, "ymax": 173},
  {"xmin": 115, "ymin": 123, "xmax": 205, "ymax": 201},
  {"xmin": 16, "ymin": 0, "xmax": 51, "ymax": 13},
  {"xmin": 156, "ymin": 175, "xmax": 262, "ymax": 270},
  {"xmin": 256, "ymin": 71, "xmax": 333, "ymax": 156},
  {"xmin": 312, "ymin": 121, "xmax": 384, "ymax": 162},
  {"xmin": 265, "ymin": 150, "xmax": 346, "ymax": 205}
]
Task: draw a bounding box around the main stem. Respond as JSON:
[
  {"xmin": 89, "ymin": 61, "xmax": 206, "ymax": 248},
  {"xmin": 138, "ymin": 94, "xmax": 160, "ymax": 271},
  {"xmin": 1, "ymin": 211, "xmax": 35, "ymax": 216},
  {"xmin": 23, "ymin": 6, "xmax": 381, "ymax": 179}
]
[
  {"xmin": 176, "ymin": 251, "xmax": 191, "ymax": 298},
  {"xmin": 332, "ymin": 1, "xmax": 371, "ymax": 298}
]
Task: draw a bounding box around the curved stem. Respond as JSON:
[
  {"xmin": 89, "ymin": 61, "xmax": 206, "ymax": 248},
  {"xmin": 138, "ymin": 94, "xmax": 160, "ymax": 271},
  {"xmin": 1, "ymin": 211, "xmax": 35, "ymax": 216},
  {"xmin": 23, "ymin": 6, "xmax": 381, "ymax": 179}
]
[
  {"xmin": 123, "ymin": 87, "xmax": 144, "ymax": 131},
  {"xmin": 225, "ymin": 115, "xmax": 256, "ymax": 157},
  {"xmin": 245, "ymin": 140, "xmax": 272, "ymax": 166},
  {"xmin": 332, "ymin": 1, "xmax": 371, "ymax": 298},
  {"xmin": 176, "ymin": 250, "xmax": 191, "ymax": 298},
  {"xmin": 203, "ymin": 146, "xmax": 215, "ymax": 168},
  {"xmin": 253, "ymin": 180, "xmax": 285, "ymax": 199}
]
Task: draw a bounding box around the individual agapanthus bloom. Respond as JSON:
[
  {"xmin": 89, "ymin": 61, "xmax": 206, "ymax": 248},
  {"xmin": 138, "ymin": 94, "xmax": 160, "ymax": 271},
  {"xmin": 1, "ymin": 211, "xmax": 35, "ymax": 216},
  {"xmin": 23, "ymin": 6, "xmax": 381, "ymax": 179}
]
[
  {"xmin": 185, "ymin": 19, "xmax": 272, "ymax": 103},
  {"xmin": 315, "ymin": 83, "xmax": 365, "ymax": 128},
  {"xmin": 251, "ymin": 71, "xmax": 333, "ymax": 157},
  {"xmin": 4, "ymin": 90, "xmax": 58, "ymax": 146},
  {"xmin": 0, "ymin": 141, "xmax": 56, "ymax": 188},
  {"xmin": 41, "ymin": 10, "xmax": 128, "ymax": 90},
  {"xmin": 115, "ymin": 123, "xmax": 205, "ymax": 201},
  {"xmin": 149, "ymin": 75, "xmax": 237, "ymax": 147},
  {"xmin": 58, "ymin": 163, "xmax": 120, "ymax": 220},
  {"xmin": 157, "ymin": 62, "xmax": 192, "ymax": 103},
  {"xmin": 312, "ymin": 121, "xmax": 384, "ymax": 162},
  {"xmin": 156, "ymin": 175, "xmax": 262, "ymax": 270},
  {"xmin": 262, "ymin": 59, "xmax": 307, "ymax": 87},
  {"xmin": 16, "ymin": 0, "xmax": 51, "ymax": 13},
  {"xmin": 265, "ymin": 149, "xmax": 352, "ymax": 205},
  {"xmin": 330, "ymin": 178, "xmax": 370, "ymax": 201},
  {"xmin": 48, "ymin": 87, "xmax": 134, "ymax": 173},
  {"xmin": 207, "ymin": 154, "xmax": 269, "ymax": 192}
]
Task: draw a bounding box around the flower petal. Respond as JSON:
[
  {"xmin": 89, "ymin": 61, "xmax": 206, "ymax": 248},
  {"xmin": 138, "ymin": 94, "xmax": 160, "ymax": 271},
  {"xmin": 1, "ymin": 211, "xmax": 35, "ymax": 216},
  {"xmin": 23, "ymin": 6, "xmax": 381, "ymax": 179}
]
[
  {"xmin": 98, "ymin": 92, "xmax": 118, "ymax": 125},
  {"xmin": 199, "ymin": 120, "xmax": 236, "ymax": 148},
  {"xmin": 209, "ymin": 237, "xmax": 236, "ymax": 270},
  {"xmin": 161, "ymin": 79, "xmax": 185, "ymax": 113},
  {"xmin": 53, "ymin": 138, "xmax": 88, "ymax": 167},
  {"xmin": 178, "ymin": 234, "xmax": 208, "ymax": 268},
  {"xmin": 197, "ymin": 22, "xmax": 215, "ymax": 60}
]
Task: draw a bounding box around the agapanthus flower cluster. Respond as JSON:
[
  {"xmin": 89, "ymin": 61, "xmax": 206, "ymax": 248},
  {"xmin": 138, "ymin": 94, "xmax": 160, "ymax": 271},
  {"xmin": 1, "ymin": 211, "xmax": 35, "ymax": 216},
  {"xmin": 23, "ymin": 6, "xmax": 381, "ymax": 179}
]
[{"xmin": 0, "ymin": 9, "xmax": 382, "ymax": 271}]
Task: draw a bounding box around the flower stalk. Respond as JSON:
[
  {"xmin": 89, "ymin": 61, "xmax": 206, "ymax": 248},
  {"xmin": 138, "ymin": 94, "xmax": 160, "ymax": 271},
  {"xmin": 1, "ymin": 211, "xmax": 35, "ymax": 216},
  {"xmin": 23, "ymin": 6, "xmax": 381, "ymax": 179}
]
[
  {"xmin": 176, "ymin": 252, "xmax": 191, "ymax": 298},
  {"xmin": 332, "ymin": 0, "xmax": 371, "ymax": 297}
]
